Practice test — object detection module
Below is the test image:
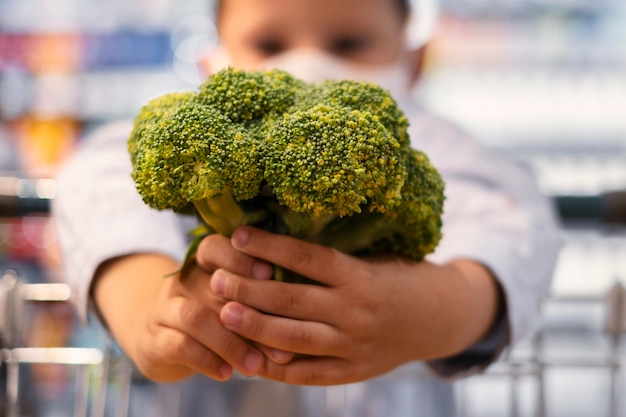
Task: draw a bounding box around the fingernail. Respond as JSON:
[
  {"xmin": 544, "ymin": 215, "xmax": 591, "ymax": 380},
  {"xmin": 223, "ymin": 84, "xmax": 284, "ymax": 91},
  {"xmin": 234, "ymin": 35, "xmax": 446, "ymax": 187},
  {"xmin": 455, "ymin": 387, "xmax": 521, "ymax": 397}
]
[
  {"xmin": 220, "ymin": 363, "xmax": 233, "ymax": 379},
  {"xmin": 221, "ymin": 304, "xmax": 242, "ymax": 329},
  {"xmin": 211, "ymin": 271, "xmax": 225, "ymax": 296},
  {"xmin": 244, "ymin": 351, "xmax": 263, "ymax": 373},
  {"xmin": 272, "ymin": 349, "xmax": 293, "ymax": 363},
  {"xmin": 252, "ymin": 261, "xmax": 273, "ymax": 280},
  {"xmin": 232, "ymin": 228, "xmax": 250, "ymax": 249}
]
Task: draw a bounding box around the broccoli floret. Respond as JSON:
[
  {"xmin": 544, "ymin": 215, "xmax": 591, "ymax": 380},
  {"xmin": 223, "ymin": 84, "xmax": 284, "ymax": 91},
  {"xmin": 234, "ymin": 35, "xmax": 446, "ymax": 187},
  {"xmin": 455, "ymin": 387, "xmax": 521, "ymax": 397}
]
[
  {"xmin": 302, "ymin": 149, "xmax": 444, "ymax": 260},
  {"xmin": 129, "ymin": 67, "xmax": 445, "ymax": 275},
  {"xmin": 128, "ymin": 91, "xmax": 198, "ymax": 165},
  {"xmin": 390, "ymin": 148, "xmax": 445, "ymax": 258},
  {"xmin": 262, "ymin": 104, "xmax": 406, "ymax": 238},
  {"xmin": 198, "ymin": 68, "xmax": 306, "ymax": 124},
  {"xmin": 321, "ymin": 80, "xmax": 411, "ymax": 147},
  {"xmin": 130, "ymin": 101, "xmax": 264, "ymax": 236}
]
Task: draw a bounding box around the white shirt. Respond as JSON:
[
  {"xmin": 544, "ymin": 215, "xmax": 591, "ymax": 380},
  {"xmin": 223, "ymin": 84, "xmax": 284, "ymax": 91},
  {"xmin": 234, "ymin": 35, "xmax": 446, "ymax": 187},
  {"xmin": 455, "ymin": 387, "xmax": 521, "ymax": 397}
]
[{"xmin": 52, "ymin": 100, "xmax": 562, "ymax": 417}]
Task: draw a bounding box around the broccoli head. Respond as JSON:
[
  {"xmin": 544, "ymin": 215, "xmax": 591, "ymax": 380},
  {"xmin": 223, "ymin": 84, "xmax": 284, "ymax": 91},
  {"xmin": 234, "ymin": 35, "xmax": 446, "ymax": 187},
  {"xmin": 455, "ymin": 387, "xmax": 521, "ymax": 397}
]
[
  {"xmin": 263, "ymin": 104, "xmax": 405, "ymax": 217},
  {"xmin": 128, "ymin": 67, "xmax": 445, "ymax": 275},
  {"xmin": 304, "ymin": 148, "xmax": 444, "ymax": 260},
  {"xmin": 129, "ymin": 100, "xmax": 264, "ymax": 236},
  {"xmin": 198, "ymin": 68, "xmax": 305, "ymax": 123},
  {"xmin": 128, "ymin": 91, "xmax": 197, "ymax": 165},
  {"xmin": 320, "ymin": 80, "xmax": 411, "ymax": 147}
]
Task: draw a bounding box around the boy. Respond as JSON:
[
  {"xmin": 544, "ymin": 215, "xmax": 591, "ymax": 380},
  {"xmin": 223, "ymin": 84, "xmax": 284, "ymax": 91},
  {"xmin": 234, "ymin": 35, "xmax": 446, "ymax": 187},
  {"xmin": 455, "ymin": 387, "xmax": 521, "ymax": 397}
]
[{"xmin": 53, "ymin": 0, "xmax": 562, "ymax": 415}]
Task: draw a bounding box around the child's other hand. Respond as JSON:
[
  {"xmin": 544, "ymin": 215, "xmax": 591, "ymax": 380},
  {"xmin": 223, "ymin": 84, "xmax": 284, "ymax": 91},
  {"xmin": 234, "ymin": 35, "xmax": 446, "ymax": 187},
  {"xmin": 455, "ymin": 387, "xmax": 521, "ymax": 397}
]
[{"xmin": 209, "ymin": 227, "xmax": 500, "ymax": 386}]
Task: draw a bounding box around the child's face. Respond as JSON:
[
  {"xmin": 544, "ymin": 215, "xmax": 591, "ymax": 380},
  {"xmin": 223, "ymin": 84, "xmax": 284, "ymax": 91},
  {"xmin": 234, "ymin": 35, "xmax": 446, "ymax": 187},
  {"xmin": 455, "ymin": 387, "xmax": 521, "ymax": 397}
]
[{"xmin": 217, "ymin": 0, "xmax": 407, "ymax": 70}]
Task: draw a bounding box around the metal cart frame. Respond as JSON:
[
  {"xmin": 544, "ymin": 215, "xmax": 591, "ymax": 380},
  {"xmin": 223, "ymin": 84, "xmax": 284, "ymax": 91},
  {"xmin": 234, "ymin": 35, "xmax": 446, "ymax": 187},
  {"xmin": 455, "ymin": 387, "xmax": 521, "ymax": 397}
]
[{"xmin": 0, "ymin": 269, "xmax": 134, "ymax": 417}]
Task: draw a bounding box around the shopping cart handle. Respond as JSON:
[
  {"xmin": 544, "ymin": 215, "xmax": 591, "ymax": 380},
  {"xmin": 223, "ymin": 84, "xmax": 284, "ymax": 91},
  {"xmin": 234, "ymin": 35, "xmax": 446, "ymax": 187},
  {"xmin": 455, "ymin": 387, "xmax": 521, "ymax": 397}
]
[
  {"xmin": 0, "ymin": 195, "xmax": 50, "ymax": 217},
  {"xmin": 554, "ymin": 190, "xmax": 626, "ymax": 225},
  {"xmin": 602, "ymin": 190, "xmax": 626, "ymax": 224},
  {"xmin": 0, "ymin": 176, "xmax": 53, "ymax": 217}
]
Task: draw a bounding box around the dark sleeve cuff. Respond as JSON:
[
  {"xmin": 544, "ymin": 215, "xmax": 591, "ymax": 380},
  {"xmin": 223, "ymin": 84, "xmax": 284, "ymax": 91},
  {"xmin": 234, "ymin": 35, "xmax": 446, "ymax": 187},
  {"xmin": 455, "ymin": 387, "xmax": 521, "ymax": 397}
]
[{"xmin": 425, "ymin": 311, "xmax": 510, "ymax": 380}]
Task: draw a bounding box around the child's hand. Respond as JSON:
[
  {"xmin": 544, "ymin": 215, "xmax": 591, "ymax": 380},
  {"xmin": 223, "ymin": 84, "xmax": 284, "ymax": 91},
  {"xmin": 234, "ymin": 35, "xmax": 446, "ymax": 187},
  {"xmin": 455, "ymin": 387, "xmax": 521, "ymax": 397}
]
[
  {"xmin": 196, "ymin": 235, "xmax": 296, "ymax": 366},
  {"xmin": 93, "ymin": 235, "xmax": 286, "ymax": 382},
  {"xmin": 207, "ymin": 227, "xmax": 501, "ymax": 386}
]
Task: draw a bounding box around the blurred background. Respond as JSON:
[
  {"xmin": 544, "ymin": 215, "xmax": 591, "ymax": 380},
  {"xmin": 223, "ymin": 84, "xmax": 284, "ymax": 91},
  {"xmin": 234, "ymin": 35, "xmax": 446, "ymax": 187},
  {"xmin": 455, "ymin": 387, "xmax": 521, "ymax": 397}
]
[{"xmin": 1, "ymin": 0, "xmax": 626, "ymax": 416}]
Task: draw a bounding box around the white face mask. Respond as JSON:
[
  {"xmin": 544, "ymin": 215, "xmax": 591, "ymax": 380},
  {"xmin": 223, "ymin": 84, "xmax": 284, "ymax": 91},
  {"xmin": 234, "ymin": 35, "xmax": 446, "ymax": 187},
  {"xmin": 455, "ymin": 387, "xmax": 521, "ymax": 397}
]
[{"xmin": 206, "ymin": 48, "xmax": 414, "ymax": 104}]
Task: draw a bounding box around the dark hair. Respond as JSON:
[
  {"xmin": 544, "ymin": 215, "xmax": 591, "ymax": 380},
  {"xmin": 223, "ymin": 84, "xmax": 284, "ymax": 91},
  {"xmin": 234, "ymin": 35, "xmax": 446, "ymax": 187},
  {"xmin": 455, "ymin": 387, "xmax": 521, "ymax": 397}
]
[{"xmin": 215, "ymin": 0, "xmax": 411, "ymax": 22}]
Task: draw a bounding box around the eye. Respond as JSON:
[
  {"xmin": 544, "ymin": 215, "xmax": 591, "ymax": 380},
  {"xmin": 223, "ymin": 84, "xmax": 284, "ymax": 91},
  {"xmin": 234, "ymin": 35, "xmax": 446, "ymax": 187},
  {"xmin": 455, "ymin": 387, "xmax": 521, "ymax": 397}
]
[
  {"xmin": 254, "ymin": 39, "xmax": 286, "ymax": 56},
  {"xmin": 329, "ymin": 36, "xmax": 370, "ymax": 56}
]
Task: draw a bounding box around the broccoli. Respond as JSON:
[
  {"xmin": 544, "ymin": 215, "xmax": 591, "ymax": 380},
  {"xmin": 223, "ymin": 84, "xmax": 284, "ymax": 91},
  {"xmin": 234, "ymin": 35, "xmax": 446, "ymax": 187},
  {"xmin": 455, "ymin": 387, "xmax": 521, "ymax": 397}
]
[
  {"xmin": 128, "ymin": 67, "xmax": 445, "ymax": 276},
  {"xmin": 129, "ymin": 102, "xmax": 265, "ymax": 237}
]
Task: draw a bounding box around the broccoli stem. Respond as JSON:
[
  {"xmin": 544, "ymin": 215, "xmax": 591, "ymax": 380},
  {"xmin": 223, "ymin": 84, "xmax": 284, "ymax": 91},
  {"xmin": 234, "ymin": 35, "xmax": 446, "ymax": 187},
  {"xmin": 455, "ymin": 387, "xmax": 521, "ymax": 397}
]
[
  {"xmin": 193, "ymin": 191, "xmax": 247, "ymax": 237},
  {"xmin": 291, "ymin": 212, "xmax": 337, "ymax": 239},
  {"xmin": 313, "ymin": 213, "xmax": 405, "ymax": 255},
  {"xmin": 193, "ymin": 190, "xmax": 270, "ymax": 238},
  {"xmin": 263, "ymin": 200, "xmax": 336, "ymax": 239}
]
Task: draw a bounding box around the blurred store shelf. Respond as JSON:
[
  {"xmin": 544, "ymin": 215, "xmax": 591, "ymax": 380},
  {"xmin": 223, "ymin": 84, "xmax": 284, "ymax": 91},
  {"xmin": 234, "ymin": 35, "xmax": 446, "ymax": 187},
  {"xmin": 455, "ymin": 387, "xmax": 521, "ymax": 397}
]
[
  {"xmin": 416, "ymin": 69, "xmax": 626, "ymax": 152},
  {"xmin": 0, "ymin": 269, "xmax": 133, "ymax": 417}
]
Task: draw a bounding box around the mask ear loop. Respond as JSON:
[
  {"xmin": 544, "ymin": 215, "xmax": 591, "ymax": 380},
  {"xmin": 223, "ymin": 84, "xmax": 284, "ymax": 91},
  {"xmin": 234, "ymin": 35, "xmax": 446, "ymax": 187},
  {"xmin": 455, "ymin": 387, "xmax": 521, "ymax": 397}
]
[
  {"xmin": 406, "ymin": 0, "xmax": 440, "ymax": 51},
  {"xmin": 404, "ymin": 0, "xmax": 439, "ymax": 85},
  {"xmin": 193, "ymin": 1, "xmax": 225, "ymax": 78}
]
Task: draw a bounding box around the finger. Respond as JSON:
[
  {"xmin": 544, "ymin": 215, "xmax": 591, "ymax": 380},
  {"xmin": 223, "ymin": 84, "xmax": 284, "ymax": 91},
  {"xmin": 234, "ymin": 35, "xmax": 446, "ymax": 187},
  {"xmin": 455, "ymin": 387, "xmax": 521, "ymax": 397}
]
[
  {"xmin": 261, "ymin": 356, "xmax": 360, "ymax": 386},
  {"xmin": 163, "ymin": 297, "xmax": 265, "ymax": 376},
  {"xmin": 143, "ymin": 326, "xmax": 234, "ymax": 381},
  {"xmin": 211, "ymin": 269, "xmax": 338, "ymax": 322},
  {"xmin": 254, "ymin": 343, "xmax": 295, "ymax": 365},
  {"xmin": 220, "ymin": 301, "xmax": 343, "ymax": 356},
  {"xmin": 231, "ymin": 227, "xmax": 355, "ymax": 286},
  {"xmin": 196, "ymin": 233, "xmax": 273, "ymax": 280}
]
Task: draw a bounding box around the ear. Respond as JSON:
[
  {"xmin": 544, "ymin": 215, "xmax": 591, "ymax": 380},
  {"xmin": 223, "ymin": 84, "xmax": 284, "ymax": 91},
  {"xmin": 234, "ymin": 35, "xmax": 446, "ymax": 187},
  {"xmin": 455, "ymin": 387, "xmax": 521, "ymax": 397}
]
[
  {"xmin": 406, "ymin": 44, "xmax": 428, "ymax": 86},
  {"xmin": 196, "ymin": 46, "xmax": 230, "ymax": 77},
  {"xmin": 196, "ymin": 54, "xmax": 212, "ymax": 78}
]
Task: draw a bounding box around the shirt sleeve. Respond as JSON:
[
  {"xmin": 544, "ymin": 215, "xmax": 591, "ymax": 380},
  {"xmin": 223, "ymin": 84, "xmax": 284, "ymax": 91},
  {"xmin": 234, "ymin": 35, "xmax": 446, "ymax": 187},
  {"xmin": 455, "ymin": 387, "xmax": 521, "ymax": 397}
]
[
  {"xmin": 51, "ymin": 121, "xmax": 192, "ymax": 322},
  {"xmin": 410, "ymin": 110, "xmax": 564, "ymax": 377}
]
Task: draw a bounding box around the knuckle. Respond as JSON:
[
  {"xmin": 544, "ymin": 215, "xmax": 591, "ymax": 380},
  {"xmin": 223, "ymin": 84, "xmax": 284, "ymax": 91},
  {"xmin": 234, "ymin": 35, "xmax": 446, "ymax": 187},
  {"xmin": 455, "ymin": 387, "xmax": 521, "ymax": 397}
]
[
  {"xmin": 177, "ymin": 300, "xmax": 205, "ymax": 330},
  {"xmin": 268, "ymin": 364, "xmax": 288, "ymax": 383},
  {"xmin": 195, "ymin": 347, "xmax": 221, "ymax": 373},
  {"xmin": 288, "ymin": 243, "xmax": 313, "ymax": 269},
  {"xmin": 289, "ymin": 323, "xmax": 314, "ymax": 349},
  {"xmin": 160, "ymin": 330, "xmax": 190, "ymax": 360},
  {"xmin": 220, "ymin": 332, "xmax": 246, "ymax": 358},
  {"xmin": 248, "ymin": 312, "xmax": 268, "ymax": 340},
  {"xmin": 349, "ymin": 313, "xmax": 378, "ymax": 349},
  {"xmin": 221, "ymin": 272, "xmax": 250, "ymax": 302},
  {"xmin": 196, "ymin": 234, "xmax": 223, "ymax": 265},
  {"xmin": 302, "ymin": 369, "xmax": 323, "ymax": 385},
  {"xmin": 233, "ymin": 306, "xmax": 265, "ymax": 340},
  {"xmin": 352, "ymin": 304, "xmax": 377, "ymax": 329},
  {"xmin": 324, "ymin": 333, "xmax": 346, "ymax": 354},
  {"xmin": 137, "ymin": 330, "xmax": 186, "ymax": 377},
  {"xmin": 276, "ymin": 291, "xmax": 300, "ymax": 313}
]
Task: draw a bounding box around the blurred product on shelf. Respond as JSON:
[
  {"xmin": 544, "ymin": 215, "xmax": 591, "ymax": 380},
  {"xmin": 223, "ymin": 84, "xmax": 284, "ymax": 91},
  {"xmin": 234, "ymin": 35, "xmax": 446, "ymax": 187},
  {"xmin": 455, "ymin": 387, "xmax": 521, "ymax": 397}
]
[
  {"xmin": 0, "ymin": 31, "xmax": 173, "ymax": 73},
  {"xmin": 14, "ymin": 117, "xmax": 78, "ymax": 177},
  {"xmin": 0, "ymin": 31, "xmax": 179, "ymax": 121},
  {"xmin": 24, "ymin": 33, "xmax": 82, "ymax": 74},
  {"xmin": 0, "ymin": 218, "xmax": 50, "ymax": 262}
]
